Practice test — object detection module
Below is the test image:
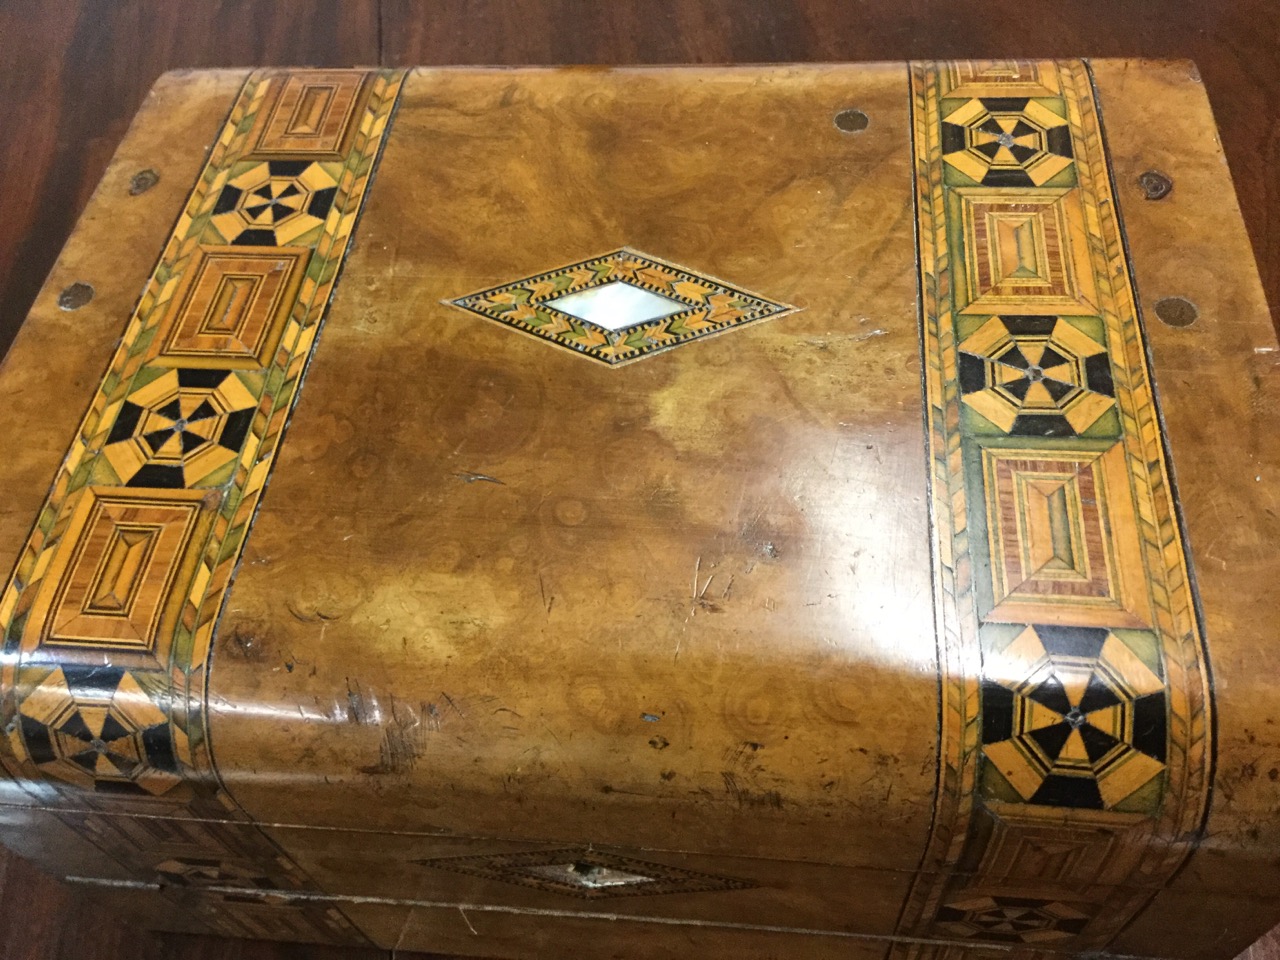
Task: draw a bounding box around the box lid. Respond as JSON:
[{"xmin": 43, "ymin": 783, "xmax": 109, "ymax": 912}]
[{"xmin": 0, "ymin": 61, "xmax": 1278, "ymax": 959}]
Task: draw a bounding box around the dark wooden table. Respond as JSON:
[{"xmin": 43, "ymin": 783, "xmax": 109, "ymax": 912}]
[{"xmin": 0, "ymin": 2, "xmax": 1277, "ymax": 958}]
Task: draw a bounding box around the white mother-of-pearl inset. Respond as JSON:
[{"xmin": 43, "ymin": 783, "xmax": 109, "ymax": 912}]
[{"xmin": 545, "ymin": 280, "xmax": 688, "ymax": 332}]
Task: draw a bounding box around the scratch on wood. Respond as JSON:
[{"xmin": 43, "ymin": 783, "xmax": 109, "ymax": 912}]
[
  {"xmin": 721, "ymin": 770, "xmax": 784, "ymax": 809},
  {"xmin": 286, "ymin": 600, "xmax": 340, "ymax": 623},
  {"xmin": 361, "ymin": 701, "xmax": 423, "ymax": 775},
  {"xmin": 688, "ymin": 557, "xmax": 721, "ymax": 615},
  {"xmin": 345, "ymin": 678, "xmax": 379, "ymax": 726},
  {"xmin": 803, "ymin": 328, "xmax": 887, "ymax": 349},
  {"xmin": 459, "ymin": 907, "xmax": 479, "ymax": 936},
  {"xmin": 456, "ymin": 471, "xmax": 505, "ymax": 485},
  {"xmin": 537, "ymin": 573, "xmax": 554, "ymax": 615}
]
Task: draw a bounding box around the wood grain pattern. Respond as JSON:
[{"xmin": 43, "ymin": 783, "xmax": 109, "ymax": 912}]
[
  {"xmin": 1, "ymin": 1, "xmax": 1275, "ymax": 366},
  {"xmin": 0, "ymin": 66, "xmax": 406, "ymax": 947},
  {"xmin": 1090, "ymin": 58, "xmax": 1280, "ymax": 959},
  {"xmin": 1, "ymin": 59, "xmax": 1257, "ymax": 960},
  {"xmin": 0, "ymin": 4, "xmax": 1278, "ymax": 960},
  {"xmin": 0, "ymin": 833, "xmax": 449, "ymax": 960},
  {"xmin": 381, "ymin": 0, "xmax": 1280, "ymax": 332}
]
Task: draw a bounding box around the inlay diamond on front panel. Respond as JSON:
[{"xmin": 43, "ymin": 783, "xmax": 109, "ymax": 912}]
[
  {"xmin": 415, "ymin": 848, "xmax": 755, "ymax": 900},
  {"xmin": 449, "ymin": 249, "xmax": 794, "ymax": 366}
]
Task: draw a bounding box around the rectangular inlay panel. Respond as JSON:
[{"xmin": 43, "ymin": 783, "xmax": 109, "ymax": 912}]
[
  {"xmin": 953, "ymin": 188, "xmax": 1099, "ymax": 315},
  {"xmin": 22, "ymin": 487, "xmax": 214, "ymax": 662},
  {"xmin": 979, "ymin": 443, "xmax": 1152, "ymax": 627},
  {"xmin": 246, "ymin": 71, "xmax": 370, "ymax": 159},
  {"xmin": 149, "ymin": 246, "xmax": 310, "ymax": 369}
]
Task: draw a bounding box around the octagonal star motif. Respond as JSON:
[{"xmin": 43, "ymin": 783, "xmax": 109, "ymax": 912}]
[
  {"xmin": 16, "ymin": 665, "xmax": 180, "ymax": 796},
  {"xmin": 936, "ymin": 895, "xmax": 1092, "ymax": 944},
  {"xmin": 102, "ymin": 369, "xmax": 256, "ymax": 488},
  {"xmin": 209, "ymin": 160, "xmax": 339, "ymax": 246},
  {"xmin": 942, "ymin": 97, "xmax": 1075, "ymax": 186},
  {"xmin": 448, "ymin": 249, "xmax": 795, "ymax": 366},
  {"xmin": 958, "ymin": 315, "xmax": 1116, "ymax": 436},
  {"xmin": 981, "ymin": 624, "xmax": 1168, "ymax": 811}
]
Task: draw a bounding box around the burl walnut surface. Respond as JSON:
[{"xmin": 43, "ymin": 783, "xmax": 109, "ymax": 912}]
[{"xmin": 0, "ymin": 5, "xmax": 1277, "ymax": 960}]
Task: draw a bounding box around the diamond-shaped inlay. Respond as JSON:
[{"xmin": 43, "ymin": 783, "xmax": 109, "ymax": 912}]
[
  {"xmin": 448, "ymin": 248, "xmax": 795, "ymax": 366},
  {"xmin": 545, "ymin": 281, "xmax": 688, "ymax": 331},
  {"xmin": 414, "ymin": 847, "xmax": 755, "ymax": 900},
  {"xmin": 155, "ymin": 857, "xmax": 279, "ymax": 890}
]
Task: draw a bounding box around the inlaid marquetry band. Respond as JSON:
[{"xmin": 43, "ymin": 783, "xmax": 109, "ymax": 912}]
[
  {"xmin": 897, "ymin": 59, "xmax": 1213, "ymax": 954},
  {"xmin": 0, "ymin": 68, "xmax": 405, "ymax": 942}
]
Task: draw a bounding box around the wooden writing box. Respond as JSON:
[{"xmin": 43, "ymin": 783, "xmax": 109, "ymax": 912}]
[{"xmin": 1, "ymin": 61, "xmax": 1278, "ymax": 959}]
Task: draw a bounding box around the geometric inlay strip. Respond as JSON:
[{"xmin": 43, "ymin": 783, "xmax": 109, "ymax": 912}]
[
  {"xmin": 0, "ymin": 68, "xmax": 405, "ymax": 942},
  {"xmin": 896, "ymin": 58, "xmax": 1213, "ymax": 956}
]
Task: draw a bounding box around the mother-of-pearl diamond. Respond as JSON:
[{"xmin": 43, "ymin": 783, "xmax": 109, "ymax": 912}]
[
  {"xmin": 545, "ymin": 280, "xmax": 688, "ymax": 331},
  {"xmin": 526, "ymin": 862, "xmax": 656, "ymax": 889}
]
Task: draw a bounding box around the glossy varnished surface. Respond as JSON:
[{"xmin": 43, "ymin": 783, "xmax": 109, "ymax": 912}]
[
  {"xmin": 3, "ymin": 2, "xmax": 1279, "ymax": 370},
  {"xmin": 1091, "ymin": 60, "xmax": 1280, "ymax": 957},
  {"xmin": 1, "ymin": 9, "xmax": 1276, "ymax": 960},
  {"xmin": 0, "ymin": 59, "xmax": 1277, "ymax": 960},
  {"xmin": 211, "ymin": 64, "xmax": 938, "ymax": 869},
  {"xmin": 0, "ymin": 71, "xmax": 248, "ymax": 615}
]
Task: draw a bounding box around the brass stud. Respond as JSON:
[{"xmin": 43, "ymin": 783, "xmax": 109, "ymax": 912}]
[
  {"xmin": 1137, "ymin": 170, "xmax": 1173, "ymax": 200},
  {"xmin": 1154, "ymin": 296, "xmax": 1198, "ymax": 327},
  {"xmin": 57, "ymin": 282, "xmax": 95, "ymax": 311},
  {"xmin": 834, "ymin": 108, "xmax": 870, "ymax": 133}
]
